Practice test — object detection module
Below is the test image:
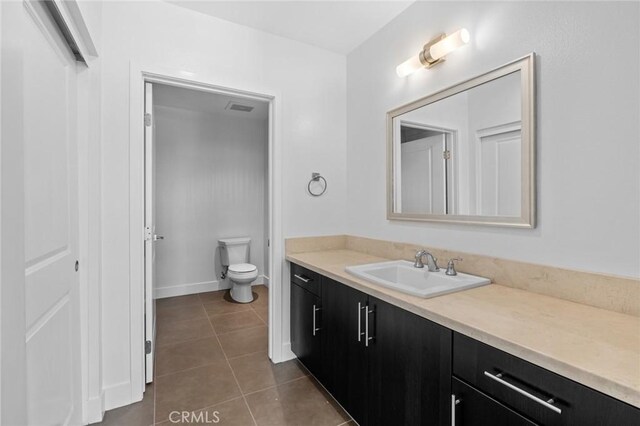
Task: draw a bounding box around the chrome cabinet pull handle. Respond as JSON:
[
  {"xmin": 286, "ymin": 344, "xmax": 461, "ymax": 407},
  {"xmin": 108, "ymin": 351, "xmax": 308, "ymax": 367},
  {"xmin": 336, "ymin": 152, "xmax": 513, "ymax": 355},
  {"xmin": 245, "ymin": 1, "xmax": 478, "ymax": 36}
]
[
  {"xmin": 365, "ymin": 306, "xmax": 374, "ymax": 347},
  {"xmin": 357, "ymin": 302, "xmax": 363, "ymax": 342},
  {"xmin": 294, "ymin": 274, "xmax": 310, "ymax": 283},
  {"xmin": 484, "ymin": 371, "xmax": 562, "ymax": 414},
  {"xmin": 312, "ymin": 305, "xmax": 321, "ymax": 336},
  {"xmin": 364, "ymin": 304, "xmax": 368, "ymax": 346},
  {"xmin": 451, "ymin": 395, "xmax": 460, "ymax": 425}
]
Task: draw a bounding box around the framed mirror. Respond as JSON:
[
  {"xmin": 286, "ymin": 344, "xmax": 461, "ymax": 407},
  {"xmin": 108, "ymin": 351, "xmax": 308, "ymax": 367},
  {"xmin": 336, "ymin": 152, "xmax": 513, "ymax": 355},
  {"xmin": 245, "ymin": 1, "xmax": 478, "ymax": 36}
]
[{"xmin": 387, "ymin": 54, "xmax": 535, "ymax": 227}]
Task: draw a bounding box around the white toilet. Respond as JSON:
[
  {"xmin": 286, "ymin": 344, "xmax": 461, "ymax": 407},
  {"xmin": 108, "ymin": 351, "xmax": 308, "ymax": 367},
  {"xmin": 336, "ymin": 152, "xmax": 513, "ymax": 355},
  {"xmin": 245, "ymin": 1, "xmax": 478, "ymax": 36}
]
[{"xmin": 218, "ymin": 237, "xmax": 258, "ymax": 303}]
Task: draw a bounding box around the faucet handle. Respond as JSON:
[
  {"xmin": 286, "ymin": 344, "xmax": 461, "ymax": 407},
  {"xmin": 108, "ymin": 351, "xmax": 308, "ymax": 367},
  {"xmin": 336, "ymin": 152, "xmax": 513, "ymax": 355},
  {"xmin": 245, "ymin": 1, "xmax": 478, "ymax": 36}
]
[
  {"xmin": 414, "ymin": 249, "xmax": 426, "ymax": 268},
  {"xmin": 445, "ymin": 258, "xmax": 463, "ymax": 276}
]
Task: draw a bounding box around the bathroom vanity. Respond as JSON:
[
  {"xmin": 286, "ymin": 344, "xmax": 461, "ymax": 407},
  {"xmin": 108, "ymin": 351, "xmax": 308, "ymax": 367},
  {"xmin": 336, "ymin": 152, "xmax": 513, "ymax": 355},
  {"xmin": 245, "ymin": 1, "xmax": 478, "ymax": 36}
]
[
  {"xmin": 292, "ymin": 262, "xmax": 451, "ymax": 425},
  {"xmin": 288, "ymin": 245, "xmax": 640, "ymax": 426}
]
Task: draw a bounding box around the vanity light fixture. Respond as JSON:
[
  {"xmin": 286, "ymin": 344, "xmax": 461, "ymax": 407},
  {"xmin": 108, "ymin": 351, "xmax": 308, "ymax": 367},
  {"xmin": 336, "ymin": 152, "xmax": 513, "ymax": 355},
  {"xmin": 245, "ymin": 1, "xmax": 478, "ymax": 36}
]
[{"xmin": 396, "ymin": 29, "xmax": 470, "ymax": 78}]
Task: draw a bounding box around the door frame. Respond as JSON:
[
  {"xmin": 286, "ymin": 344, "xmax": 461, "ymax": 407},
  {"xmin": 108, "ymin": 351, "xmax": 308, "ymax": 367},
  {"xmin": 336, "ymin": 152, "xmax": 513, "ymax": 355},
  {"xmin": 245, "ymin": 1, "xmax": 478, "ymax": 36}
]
[
  {"xmin": 128, "ymin": 63, "xmax": 284, "ymax": 401},
  {"xmin": 0, "ymin": 2, "xmax": 28, "ymax": 423}
]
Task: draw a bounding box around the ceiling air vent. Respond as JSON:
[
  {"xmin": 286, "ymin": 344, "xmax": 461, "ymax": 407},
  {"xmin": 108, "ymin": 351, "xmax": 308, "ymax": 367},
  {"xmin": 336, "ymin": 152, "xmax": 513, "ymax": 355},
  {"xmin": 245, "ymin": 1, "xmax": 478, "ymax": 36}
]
[{"xmin": 225, "ymin": 101, "xmax": 254, "ymax": 113}]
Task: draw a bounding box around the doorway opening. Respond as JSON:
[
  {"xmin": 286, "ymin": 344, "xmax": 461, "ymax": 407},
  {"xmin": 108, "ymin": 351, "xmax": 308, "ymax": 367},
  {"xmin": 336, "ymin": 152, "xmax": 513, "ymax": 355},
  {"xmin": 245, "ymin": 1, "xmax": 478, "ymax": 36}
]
[{"xmin": 136, "ymin": 74, "xmax": 277, "ymax": 390}]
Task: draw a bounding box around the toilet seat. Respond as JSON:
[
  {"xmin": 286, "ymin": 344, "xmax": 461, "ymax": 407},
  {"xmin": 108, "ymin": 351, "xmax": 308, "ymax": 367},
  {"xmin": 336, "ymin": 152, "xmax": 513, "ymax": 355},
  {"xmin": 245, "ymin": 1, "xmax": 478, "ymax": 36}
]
[
  {"xmin": 228, "ymin": 269, "xmax": 258, "ymax": 281},
  {"xmin": 229, "ymin": 263, "xmax": 257, "ymax": 273},
  {"xmin": 227, "ymin": 263, "xmax": 258, "ymax": 284}
]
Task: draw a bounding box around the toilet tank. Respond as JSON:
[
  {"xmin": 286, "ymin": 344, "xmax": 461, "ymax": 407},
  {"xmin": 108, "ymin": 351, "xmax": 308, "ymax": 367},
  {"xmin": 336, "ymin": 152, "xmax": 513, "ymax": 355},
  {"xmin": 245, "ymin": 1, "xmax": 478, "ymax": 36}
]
[{"xmin": 218, "ymin": 237, "xmax": 251, "ymax": 266}]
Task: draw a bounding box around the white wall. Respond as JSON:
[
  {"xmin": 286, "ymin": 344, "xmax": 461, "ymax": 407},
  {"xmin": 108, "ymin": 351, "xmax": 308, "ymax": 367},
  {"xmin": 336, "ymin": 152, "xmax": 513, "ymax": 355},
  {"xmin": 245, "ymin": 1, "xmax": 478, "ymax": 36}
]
[
  {"xmin": 154, "ymin": 104, "xmax": 268, "ymax": 297},
  {"xmin": 347, "ymin": 1, "xmax": 640, "ymax": 278},
  {"xmin": 100, "ymin": 0, "xmax": 346, "ymax": 408},
  {"xmin": 466, "ymin": 71, "xmax": 521, "ymax": 136}
]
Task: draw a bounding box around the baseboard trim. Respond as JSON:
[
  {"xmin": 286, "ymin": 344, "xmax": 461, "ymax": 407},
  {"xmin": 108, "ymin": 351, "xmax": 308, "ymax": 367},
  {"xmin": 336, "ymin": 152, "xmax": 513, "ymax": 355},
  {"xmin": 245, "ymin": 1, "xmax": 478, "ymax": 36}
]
[
  {"xmin": 275, "ymin": 342, "xmax": 296, "ymax": 363},
  {"xmin": 155, "ymin": 276, "xmax": 270, "ymax": 299},
  {"xmin": 155, "ymin": 280, "xmax": 229, "ymax": 299},
  {"xmin": 85, "ymin": 391, "xmax": 105, "ymax": 424},
  {"xmin": 103, "ymin": 381, "xmax": 135, "ymax": 411}
]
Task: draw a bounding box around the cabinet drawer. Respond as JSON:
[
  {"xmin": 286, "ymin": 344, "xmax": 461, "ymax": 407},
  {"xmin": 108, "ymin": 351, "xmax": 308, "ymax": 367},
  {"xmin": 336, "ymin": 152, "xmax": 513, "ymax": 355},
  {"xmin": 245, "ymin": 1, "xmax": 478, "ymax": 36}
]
[
  {"xmin": 452, "ymin": 377, "xmax": 536, "ymax": 426},
  {"xmin": 453, "ymin": 333, "xmax": 640, "ymax": 425},
  {"xmin": 291, "ymin": 263, "xmax": 320, "ymax": 296}
]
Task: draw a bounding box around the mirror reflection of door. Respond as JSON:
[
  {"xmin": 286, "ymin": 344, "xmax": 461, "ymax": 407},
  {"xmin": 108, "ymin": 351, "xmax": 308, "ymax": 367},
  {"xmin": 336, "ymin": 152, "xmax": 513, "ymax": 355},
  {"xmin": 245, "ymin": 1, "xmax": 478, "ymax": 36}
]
[
  {"xmin": 399, "ymin": 124, "xmax": 454, "ymax": 215},
  {"xmin": 476, "ymin": 123, "xmax": 522, "ymax": 216}
]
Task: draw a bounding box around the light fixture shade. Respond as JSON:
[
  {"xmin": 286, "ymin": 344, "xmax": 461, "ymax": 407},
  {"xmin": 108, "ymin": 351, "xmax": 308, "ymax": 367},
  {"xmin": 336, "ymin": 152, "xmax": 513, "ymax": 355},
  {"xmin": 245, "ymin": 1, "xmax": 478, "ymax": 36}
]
[
  {"xmin": 395, "ymin": 28, "xmax": 470, "ymax": 78},
  {"xmin": 396, "ymin": 54, "xmax": 423, "ymax": 78},
  {"xmin": 429, "ymin": 28, "xmax": 470, "ymax": 61}
]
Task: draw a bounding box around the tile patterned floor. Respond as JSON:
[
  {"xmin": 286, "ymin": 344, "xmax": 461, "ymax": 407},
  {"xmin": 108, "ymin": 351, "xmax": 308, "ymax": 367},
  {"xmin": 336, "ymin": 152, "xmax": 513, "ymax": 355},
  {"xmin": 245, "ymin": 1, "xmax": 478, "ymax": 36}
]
[{"xmin": 97, "ymin": 285, "xmax": 350, "ymax": 426}]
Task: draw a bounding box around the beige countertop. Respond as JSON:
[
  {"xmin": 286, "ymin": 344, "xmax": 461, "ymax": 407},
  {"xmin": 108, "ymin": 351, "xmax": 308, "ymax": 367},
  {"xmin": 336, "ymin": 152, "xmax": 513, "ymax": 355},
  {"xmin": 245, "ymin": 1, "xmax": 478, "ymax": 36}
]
[{"xmin": 286, "ymin": 248, "xmax": 640, "ymax": 408}]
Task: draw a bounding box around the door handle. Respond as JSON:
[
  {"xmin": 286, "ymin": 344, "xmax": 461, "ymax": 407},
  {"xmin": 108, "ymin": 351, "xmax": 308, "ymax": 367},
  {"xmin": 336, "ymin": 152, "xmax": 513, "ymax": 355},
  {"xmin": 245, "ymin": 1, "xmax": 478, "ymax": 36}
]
[
  {"xmin": 357, "ymin": 302, "xmax": 361, "ymax": 341},
  {"xmin": 364, "ymin": 306, "xmax": 374, "ymax": 347},
  {"xmin": 153, "ymin": 235, "xmax": 164, "ymax": 241},
  {"xmin": 357, "ymin": 302, "xmax": 366, "ymax": 342},
  {"xmin": 312, "ymin": 305, "xmax": 321, "ymax": 336},
  {"xmin": 451, "ymin": 394, "xmax": 461, "ymax": 425}
]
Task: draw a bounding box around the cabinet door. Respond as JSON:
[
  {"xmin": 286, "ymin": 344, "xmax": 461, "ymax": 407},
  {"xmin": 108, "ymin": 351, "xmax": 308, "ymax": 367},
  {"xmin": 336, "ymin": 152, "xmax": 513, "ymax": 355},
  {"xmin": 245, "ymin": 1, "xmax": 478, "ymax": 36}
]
[
  {"xmin": 290, "ymin": 282, "xmax": 322, "ymax": 378},
  {"xmin": 367, "ymin": 296, "xmax": 452, "ymax": 426},
  {"xmin": 322, "ymin": 277, "xmax": 369, "ymax": 424},
  {"xmin": 452, "ymin": 378, "xmax": 537, "ymax": 426}
]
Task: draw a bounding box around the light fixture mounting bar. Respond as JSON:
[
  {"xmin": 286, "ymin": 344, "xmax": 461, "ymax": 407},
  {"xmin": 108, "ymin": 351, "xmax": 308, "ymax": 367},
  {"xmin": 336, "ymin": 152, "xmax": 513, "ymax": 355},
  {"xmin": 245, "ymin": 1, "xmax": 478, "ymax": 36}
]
[{"xmin": 419, "ymin": 33, "xmax": 447, "ymax": 68}]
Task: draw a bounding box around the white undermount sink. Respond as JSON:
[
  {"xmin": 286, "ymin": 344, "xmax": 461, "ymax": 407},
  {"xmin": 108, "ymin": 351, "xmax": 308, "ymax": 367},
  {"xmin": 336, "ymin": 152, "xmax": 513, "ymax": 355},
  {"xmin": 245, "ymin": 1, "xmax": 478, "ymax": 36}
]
[{"xmin": 346, "ymin": 260, "xmax": 491, "ymax": 298}]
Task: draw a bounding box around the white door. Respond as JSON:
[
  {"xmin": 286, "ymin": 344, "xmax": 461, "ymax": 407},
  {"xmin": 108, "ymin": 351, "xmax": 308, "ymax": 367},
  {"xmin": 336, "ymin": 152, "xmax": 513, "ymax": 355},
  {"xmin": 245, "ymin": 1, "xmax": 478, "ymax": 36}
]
[
  {"xmin": 477, "ymin": 129, "xmax": 522, "ymax": 216},
  {"xmin": 400, "ymin": 134, "xmax": 447, "ymax": 214},
  {"xmin": 4, "ymin": 1, "xmax": 83, "ymax": 424},
  {"xmin": 144, "ymin": 82, "xmax": 157, "ymax": 383}
]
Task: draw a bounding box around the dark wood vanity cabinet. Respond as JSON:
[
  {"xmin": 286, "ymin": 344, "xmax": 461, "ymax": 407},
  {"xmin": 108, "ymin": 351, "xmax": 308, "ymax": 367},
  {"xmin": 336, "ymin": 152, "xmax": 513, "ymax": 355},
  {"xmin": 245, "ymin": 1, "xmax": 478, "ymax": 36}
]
[
  {"xmin": 366, "ymin": 295, "xmax": 452, "ymax": 426},
  {"xmin": 321, "ymin": 276, "xmax": 369, "ymax": 422},
  {"xmin": 321, "ymin": 276, "xmax": 452, "ymax": 426},
  {"xmin": 290, "ymin": 263, "xmax": 640, "ymax": 426},
  {"xmin": 291, "ymin": 264, "xmax": 452, "ymax": 426},
  {"xmin": 453, "ymin": 333, "xmax": 640, "ymax": 426},
  {"xmin": 290, "ymin": 264, "xmax": 322, "ymax": 379}
]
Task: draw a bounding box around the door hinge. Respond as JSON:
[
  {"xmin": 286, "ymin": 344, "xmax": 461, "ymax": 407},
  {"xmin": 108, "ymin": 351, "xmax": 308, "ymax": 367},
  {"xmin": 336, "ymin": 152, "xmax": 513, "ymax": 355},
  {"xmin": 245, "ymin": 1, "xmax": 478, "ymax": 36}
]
[
  {"xmin": 443, "ymin": 150, "xmax": 451, "ymax": 160},
  {"xmin": 144, "ymin": 113, "xmax": 152, "ymax": 127},
  {"xmin": 145, "ymin": 340, "xmax": 152, "ymax": 354},
  {"xmin": 144, "ymin": 225, "xmax": 152, "ymax": 241}
]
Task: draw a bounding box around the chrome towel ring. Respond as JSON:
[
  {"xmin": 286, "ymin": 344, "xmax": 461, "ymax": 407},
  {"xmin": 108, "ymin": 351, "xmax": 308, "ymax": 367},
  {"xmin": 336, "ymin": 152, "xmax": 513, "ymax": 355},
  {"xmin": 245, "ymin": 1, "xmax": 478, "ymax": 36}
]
[{"xmin": 308, "ymin": 172, "xmax": 327, "ymax": 197}]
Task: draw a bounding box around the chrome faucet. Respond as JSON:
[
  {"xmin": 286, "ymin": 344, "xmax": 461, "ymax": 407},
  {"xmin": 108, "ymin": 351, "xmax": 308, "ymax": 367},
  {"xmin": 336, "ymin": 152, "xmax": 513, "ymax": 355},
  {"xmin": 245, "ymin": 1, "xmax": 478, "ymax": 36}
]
[{"xmin": 414, "ymin": 249, "xmax": 440, "ymax": 272}]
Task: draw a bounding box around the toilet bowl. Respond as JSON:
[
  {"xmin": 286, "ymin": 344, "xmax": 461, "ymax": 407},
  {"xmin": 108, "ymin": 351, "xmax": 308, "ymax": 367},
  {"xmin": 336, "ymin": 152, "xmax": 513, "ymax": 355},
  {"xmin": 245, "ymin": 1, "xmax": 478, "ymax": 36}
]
[
  {"xmin": 227, "ymin": 263, "xmax": 258, "ymax": 303},
  {"xmin": 218, "ymin": 237, "xmax": 258, "ymax": 303}
]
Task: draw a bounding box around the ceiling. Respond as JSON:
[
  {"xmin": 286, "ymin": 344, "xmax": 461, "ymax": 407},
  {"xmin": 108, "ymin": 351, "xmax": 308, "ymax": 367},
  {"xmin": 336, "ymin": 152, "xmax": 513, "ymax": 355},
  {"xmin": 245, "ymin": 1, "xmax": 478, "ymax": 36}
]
[
  {"xmin": 166, "ymin": 1, "xmax": 415, "ymax": 54},
  {"xmin": 154, "ymin": 83, "xmax": 270, "ymax": 120}
]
